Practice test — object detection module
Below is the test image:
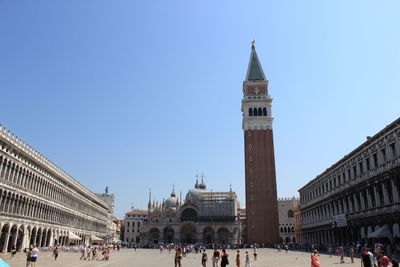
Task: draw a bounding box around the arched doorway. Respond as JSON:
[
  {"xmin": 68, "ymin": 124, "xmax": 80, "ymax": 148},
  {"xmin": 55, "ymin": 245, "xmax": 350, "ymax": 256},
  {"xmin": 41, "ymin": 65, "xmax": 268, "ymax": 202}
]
[
  {"xmin": 0, "ymin": 224, "xmax": 10, "ymax": 252},
  {"xmin": 16, "ymin": 225, "xmax": 25, "ymax": 251},
  {"xmin": 163, "ymin": 227, "xmax": 174, "ymax": 244},
  {"xmin": 216, "ymin": 227, "xmax": 229, "ymax": 245},
  {"xmin": 181, "ymin": 223, "xmax": 196, "ymax": 244},
  {"xmin": 202, "ymin": 227, "xmax": 214, "ymax": 245},
  {"xmin": 149, "ymin": 228, "xmax": 160, "ymax": 245},
  {"xmin": 30, "ymin": 227, "xmax": 37, "ymax": 246}
]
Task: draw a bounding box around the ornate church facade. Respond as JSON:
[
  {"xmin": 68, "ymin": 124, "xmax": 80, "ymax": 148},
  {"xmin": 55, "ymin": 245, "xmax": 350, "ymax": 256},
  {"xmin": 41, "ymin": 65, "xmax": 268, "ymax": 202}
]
[{"xmin": 141, "ymin": 180, "xmax": 241, "ymax": 246}]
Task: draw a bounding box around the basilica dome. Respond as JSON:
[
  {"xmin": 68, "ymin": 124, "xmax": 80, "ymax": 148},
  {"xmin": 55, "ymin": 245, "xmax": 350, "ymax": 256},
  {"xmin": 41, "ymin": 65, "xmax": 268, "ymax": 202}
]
[{"xmin": 165, "ymin": 191, "xmax": 177, "ymax": 209}]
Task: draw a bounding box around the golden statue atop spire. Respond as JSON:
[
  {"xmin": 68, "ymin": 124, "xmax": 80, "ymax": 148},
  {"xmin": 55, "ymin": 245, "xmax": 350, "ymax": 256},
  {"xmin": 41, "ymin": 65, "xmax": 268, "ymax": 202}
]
[{"xmin": 251, "ymin": 40, "xmax": 255, "ymax": 46}]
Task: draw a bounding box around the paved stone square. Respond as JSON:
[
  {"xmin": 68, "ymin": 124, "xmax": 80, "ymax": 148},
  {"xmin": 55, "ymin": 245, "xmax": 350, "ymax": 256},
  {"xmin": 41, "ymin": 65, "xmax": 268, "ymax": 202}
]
[{"xmin": 2, "ymin": 248, "xmax": 360, "ymax": 267}]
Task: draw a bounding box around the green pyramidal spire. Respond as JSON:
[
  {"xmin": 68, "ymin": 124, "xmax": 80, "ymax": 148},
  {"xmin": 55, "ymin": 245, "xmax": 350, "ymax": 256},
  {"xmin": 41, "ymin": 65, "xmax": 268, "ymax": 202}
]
[{"xmin": 246, "ymin": 43, "xmax": 266, "ymax": 81}]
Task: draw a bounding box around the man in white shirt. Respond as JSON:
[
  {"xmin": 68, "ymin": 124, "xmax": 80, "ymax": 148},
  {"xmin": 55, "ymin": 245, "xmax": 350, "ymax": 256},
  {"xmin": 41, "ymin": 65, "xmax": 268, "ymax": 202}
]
[{"xmin": 31, "ymin": 245, "xmax": 39, "ymax": 267}]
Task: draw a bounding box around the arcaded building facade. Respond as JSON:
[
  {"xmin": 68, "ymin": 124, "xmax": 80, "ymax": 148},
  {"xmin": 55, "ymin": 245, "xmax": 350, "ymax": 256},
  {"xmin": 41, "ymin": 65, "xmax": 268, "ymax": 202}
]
[
  {"xmin": 241, "ymin": 43, "xmax": 279, "ymax": 244},
  {"xmin": 141, "ymin": 180, "xmax": 241, "ymax": 245},
  {"xmin": 278, "ymin": 198, "xmax": 298, "ymax": 243},
  {"xmin": 0, "ymin": 125, "xmax": 112, "ymax": 252},
  {"xmin": 298, "ymin": 118, "xmax": 400, "ymax": 246}
]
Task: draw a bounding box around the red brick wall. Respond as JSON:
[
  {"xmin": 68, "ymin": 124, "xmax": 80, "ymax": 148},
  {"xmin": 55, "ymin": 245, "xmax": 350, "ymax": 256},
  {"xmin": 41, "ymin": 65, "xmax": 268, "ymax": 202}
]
[{"xmin": 244, "ymin": 129, "xmax": 280, "ymax": 245}]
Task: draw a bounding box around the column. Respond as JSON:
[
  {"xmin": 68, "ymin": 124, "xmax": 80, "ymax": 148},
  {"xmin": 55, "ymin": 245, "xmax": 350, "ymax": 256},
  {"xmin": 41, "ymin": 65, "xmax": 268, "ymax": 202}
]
[
  {"xmin": 348, "ymin": 195, "xmax": 353, "ymax": 213},
  {"xmin": 359, "ymin": 192, "xmax": 366, "ymax": 210},
  {"xmin": 382, "ymin": 183, "xmax": 390, "ymax": 205},
  {"xmin": 353, "ymin": 193, "xmax": 359, "ymax": 211},
  {"xmin": 373, "ymin": 186, "xmax": 380, "ymax": 207},
  {"xmin": 49, "ymin": 231, "xmax": 54, "ymax": 247},
  {"xmin": 366, "ymin": 188, "xmax": 372, "ymax": 209},
  {"xmin": 2, "ymin": 228, "xmax": 10, "ymax": 252},
  {"xmin": 342, "ymin": 198, "xmax": 347, "ymax": 213},
  {"xmin": 391, "ymin": 179, "xmax": 399, "ymax": 202}
]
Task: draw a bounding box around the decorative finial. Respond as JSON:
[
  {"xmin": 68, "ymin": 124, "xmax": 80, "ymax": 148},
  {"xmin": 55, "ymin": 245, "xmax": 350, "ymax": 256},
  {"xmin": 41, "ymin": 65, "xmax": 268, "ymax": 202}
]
[
  {"xmin": 201, "ymin": 173, "xmax": 204, "ymax": 183},
  {"xmin": 229, "ymin": 184, "xmax": 232, "ymax": 192},
  {"xmin": 172, "ymin": 184, "xmax": 175, "ymax": 193},
  {"xmin": 105, "ymin": 186, "xmax": 109, "ymax": 194},
  {"xmin": 251, "ymin": 40, "xmax": 255, "ymax": 46}
]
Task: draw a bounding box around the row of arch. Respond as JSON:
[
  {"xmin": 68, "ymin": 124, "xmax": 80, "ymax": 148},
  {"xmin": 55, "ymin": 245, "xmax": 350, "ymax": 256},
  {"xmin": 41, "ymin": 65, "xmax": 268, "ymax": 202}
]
[
  {"xmin": 0, "ymin": 154, "xmax": 107, "ymax": 221},
  {"xmin": 248, "ymin": 107, "xmax": 267, "ymax": 117},
  {"xmin": 302, "ymin": 177, "xmax": 400, "ymax": 225},
  {"xmin": 146, "ymin": 225, "xmax": 237, "ymax": 245},
  {"xmin": 280, "ymin": 226, "xmax": 294, "ymax": 234},
  {"xmin": 0, "ymin": 188, "xmax": 106, "ymax": 232},
  {"xmin": 0, "ymin": 222, "xmax": 91, "ymax": 252}
]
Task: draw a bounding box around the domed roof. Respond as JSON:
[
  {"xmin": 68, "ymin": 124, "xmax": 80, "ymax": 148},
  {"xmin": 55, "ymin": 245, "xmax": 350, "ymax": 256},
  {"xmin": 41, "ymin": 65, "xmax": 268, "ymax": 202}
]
[{"xmin": 165, "ymin": 190, "xmax": 177, "ymax": 209}]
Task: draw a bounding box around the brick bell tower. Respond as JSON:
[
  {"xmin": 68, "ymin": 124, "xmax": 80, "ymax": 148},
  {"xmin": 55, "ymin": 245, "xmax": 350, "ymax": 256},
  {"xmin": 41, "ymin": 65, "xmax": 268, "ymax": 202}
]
[{"xmin": 242, "ymin": 41, "xmax": 280, "ymax": 245}]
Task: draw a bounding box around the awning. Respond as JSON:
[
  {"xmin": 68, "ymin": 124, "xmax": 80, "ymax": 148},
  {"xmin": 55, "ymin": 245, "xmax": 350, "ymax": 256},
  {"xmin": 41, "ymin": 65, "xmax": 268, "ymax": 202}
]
[
  {"xmin": 91, "ymin": 235, "xmax": 104, "ymax": 242},
  {"xmin": 367, "ymin": 224, "xmax": 392, "ymax": 239},
  {"xmin": 68, "ymin": 231, "xmax": 82, "ymax": 241}
]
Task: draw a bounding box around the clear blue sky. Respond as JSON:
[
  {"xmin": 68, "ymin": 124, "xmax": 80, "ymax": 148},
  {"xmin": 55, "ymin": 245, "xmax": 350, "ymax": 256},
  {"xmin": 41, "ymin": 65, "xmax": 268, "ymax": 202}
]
[{"xmin": 1, "ymin": 1, "xmax": 399, "ymax": 218}]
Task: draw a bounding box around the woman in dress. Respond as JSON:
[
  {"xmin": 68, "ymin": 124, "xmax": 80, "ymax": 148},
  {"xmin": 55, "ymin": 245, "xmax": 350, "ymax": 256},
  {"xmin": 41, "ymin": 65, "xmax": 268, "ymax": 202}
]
[
  {"xmin": 311, "ymin": 250, "xmax": 321, "ymax": 267},
  {"xmin": 221, "ymin": 249, "xmax": 229, "ymax": 267},
  {"xmin": 236, "ymin": 250, "xmax": 240, "ymax": 267},
  {"xmin": 244, "ymin": 251, "xmax": 251, "ymax": 267}
]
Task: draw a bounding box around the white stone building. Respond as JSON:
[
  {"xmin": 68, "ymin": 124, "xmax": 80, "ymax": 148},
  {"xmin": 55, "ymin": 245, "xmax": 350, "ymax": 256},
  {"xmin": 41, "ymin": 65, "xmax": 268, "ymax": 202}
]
[
  {"xmin": 124, "ymin": 210, "xmax": 148, "ymax": 244},
  {"xmin": 278, "ymin": 197, "xmax": 298, "ymax": 243},
  {"xmin": 0, "ymin": 124, "xmax": 113, "ymax": 252}
]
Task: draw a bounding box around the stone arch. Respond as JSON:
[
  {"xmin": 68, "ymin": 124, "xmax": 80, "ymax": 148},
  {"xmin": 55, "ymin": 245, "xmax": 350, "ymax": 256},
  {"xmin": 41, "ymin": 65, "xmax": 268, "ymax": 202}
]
[
  {"xmin": 216, "ymin": 227, "xmax": 230, "ymax": 245},
  {"xmin": 149, "ymin": 228, "xmax": 161, "ymax": 244},
  {"xmin": 163, "ymin": 226, "xmax": 175, "ymax": 244},
  {"xmin": 285, "ymin": 236, "xmax": 291, "ymax": 243},
  {"xmin": 16, "ymin": 225, "xmax": 25, "ymax": 251},
  {"xmin": 36, "ymin": 227, "xmax": 42, "ymax": 247},
  {"xmin": 180, "ymin": 223, "xmax": 196, "ymax": 244},
  {"xmin": 262, "ymin": 107, "xmax": 267, "ymax": 116},
  {"xmin": 181, "ymin": 207, "xmax": 198, "ymax": 222},
  {"xmin": 0, "ymin": 223, "xmax": 10, "ymax": 252},
  {"xmin": 202, "ymin": 226, "xmax": 214, "ymax": 244},
  {"xmin": 30, "ymin": 226, "xmax": 37, "ymax": 246}
]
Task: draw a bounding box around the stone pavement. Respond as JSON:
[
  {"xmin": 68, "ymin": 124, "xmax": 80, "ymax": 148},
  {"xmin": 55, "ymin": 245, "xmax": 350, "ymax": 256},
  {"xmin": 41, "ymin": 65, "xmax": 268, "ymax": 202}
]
[{"xmin": 2, "ymin": 248, "xmax": 358, "ymax": 267}]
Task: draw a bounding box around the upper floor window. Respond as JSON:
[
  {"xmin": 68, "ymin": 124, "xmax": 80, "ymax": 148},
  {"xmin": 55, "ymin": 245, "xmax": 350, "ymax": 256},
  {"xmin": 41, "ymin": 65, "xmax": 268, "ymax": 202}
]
[
  {"xmin": 262, "ymin": 108, "xmax": 267, "ymax": 116},
  {"xmin": 288, "ymin": 209, "xmax": 294, "ymax": 218},
  {"xmin": 373, "ymin": 153, "xmax": 378, "ymax": 168},
  {"xmin": 390, "ymin": 143, "xmax": 397, "ymax": 158},
  {"xmin": 381, "ymin": 148, "xmax": 387, "ymax": 163},
  {"xmin": 248, "ymin": 108, "xmax": 253, "ymax": 117}
]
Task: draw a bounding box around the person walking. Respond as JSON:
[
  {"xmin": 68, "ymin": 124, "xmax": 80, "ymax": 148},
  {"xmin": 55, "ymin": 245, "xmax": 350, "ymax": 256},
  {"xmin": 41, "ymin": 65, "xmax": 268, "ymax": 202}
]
[
  {"xmin": 221, "ymin": 249, "xmax": 229, "ymax": 267},
  {"xmin": 253, "ymin": 245, "xmax": 258, "ymax": 261},
  {"xmin": 311, "ymin": 250, "xmax": 321, "ymax": 267},
  {"xmin": 361, "ymin": 247, "xmax": 373, "ymax": 267},
  {"xmin": 201, "ymin": 249, "xmax": 208, "ymax": 267},
  {"xmin": 212, "ymin": 248, "xmax": 220, "ymax": 267},
  {"xmin": 174, "ymin": 246, "xmax": 182, "ymax": 267},
  {"xmin": 235, "ymin": 250, "xmax": 240, "ymax": 267},
  {"xmin": 30, "ymin": 245, "xmax": 39, "ymax": 267},
  {"xmin": 378, "ymin": 250, "xmax": 390, "ymax": 267},
  {"xmin": 25, "ymin": 247, "xmax": 33, "ymax": 267},
  {"xmin": 349, "ymin": 246, "xmax": 355, "ymax": 263},
  {"xmin": 80, "ymin": 246, "xmax": 85, "ymax": 260},
  {"xmin": 53, "ymin": 246, "xmax": 59, "ymax": 260},
  {"xmin": 244, "ymin": 251, "xmax": 251, "ymax": 267},
  {"xmin": 10, "ymin": 245, "xmax": 17, "ymax": 259}
]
